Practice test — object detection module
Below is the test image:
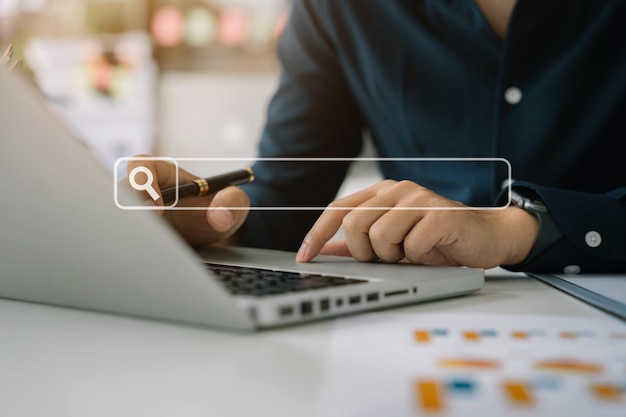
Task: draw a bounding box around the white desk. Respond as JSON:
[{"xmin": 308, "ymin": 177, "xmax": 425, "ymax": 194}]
[{"xmin": 0, "ymin": 271, "xmax": 615, "ymax": 417}]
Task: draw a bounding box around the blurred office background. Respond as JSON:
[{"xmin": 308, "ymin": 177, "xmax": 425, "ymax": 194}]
[{"xmin": 1, "ymin": 0, "xmax": 378, "ymax": 192}]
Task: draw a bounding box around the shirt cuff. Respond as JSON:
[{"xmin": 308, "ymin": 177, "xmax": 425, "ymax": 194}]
[{"xmin": 495, "ymin": 181, "xmax": 626, "ymax": 273}]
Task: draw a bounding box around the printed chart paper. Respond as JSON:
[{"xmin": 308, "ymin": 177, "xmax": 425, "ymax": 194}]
[{"xmin": 317, "ymin": 314, "xmax": 626, "ymax": 416}]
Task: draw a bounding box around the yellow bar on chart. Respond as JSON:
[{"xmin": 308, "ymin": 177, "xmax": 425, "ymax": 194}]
[
  {"xmin": 415, "ymin": 380, "xmax": 445, "ymax": 413},
  {"xmin": 534, "ymin": 359, "xmax": 603, "ymax": 375},
  {"xmin": 463, "ymin": 331, "xmax": 480, "ymax": 342},
  {"xmin": 438, "ymin": 358, "xmax": 500, "ymax": 370},
  {"xmin": 414, "ymin": 330, "xmax": 431, "ymax": 343},
  {"xmin": 502, "ymin": 381, "xmax": 534, "ymax": 407},
  {"xmin": 511, "ymin": 331, "xmax": 529, "ymax": 340},
  {"xmin": 590, "ymin": 383, "xmax": 623, "ymax": 402}
]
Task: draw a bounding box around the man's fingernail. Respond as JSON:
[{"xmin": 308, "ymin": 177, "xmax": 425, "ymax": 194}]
[
  {"xmin": 296, "ymin": 240, "xmax": 310, "ymax": 261},
  {"xmin": 212, "ymin": 207, "xmax": 234, "ymax": 229}
]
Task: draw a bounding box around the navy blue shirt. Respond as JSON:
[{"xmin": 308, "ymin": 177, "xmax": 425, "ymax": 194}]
[{"xmin": 240, "ymin": 0, "xmax": 626, "ymax": 273}]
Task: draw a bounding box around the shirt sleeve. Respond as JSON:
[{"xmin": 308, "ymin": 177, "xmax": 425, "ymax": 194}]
[
  {"xmin": 499, "ymin": 181, "xmax": 626, "ymax": 273},
  {"xmin": 237, "ymin": 0, "xmax": 365, "ymax": 251}
]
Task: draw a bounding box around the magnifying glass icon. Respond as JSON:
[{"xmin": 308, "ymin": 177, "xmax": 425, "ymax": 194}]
[{"xmin": 129, "ymin": 166, "xmax": 161, "ymax": 202}]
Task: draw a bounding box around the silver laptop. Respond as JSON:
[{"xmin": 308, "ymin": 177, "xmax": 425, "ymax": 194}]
[{"xmin": 0, "ymin": 66, "xmax": 483, "ymax": 330}]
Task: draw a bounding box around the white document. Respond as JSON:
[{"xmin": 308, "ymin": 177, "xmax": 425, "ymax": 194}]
[{"xmin": 317, "ymin": 313, "xmax": 626, "ymax": 417}]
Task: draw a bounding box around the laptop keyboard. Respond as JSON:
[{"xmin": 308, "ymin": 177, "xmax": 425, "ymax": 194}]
[{"xmin": 205, "ymin": 263, "xmax": 367, "ymax": 296}]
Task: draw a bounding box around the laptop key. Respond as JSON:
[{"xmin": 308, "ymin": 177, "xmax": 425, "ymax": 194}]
[{"xmin": 205, "ymin": 263, "xmax": 367, "ymax": 297}]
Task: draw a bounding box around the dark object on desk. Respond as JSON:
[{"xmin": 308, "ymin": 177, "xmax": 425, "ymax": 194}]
[
  {"xmin": 161, "ymin": 168, "xmax": 254, "ymax": 204},
  {"xmin": 530, "ymin": 274, "xmax": 626, "ymax": 321}
]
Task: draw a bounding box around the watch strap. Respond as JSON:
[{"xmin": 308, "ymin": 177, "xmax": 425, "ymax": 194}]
[{"xmin": 502, "ymin": 188, "xmax": 564, "ymax": 267}]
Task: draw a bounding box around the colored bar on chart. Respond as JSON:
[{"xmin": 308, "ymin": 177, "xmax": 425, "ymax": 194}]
[
  {"xmin": 447, "ymin": 379, "xmax": 476, "ymax": 394},
  {"xmin": 560, "ymin": 331, "xmax": 577, "ymax": 339},
  {"xmin": 438, "ymin": 358, "xmax": 500, "ymax": 370},
  {"xmin": 534, "ymin": 359, "xmax": 603, "ymax": 375},
  {"xmin": 502, "ymin": 381, "xmax": 534, "ymax": 407},
  {"xmin": 590, "ymin": 383, "xmax": 623, "ymax": 402},
  {"xmin": 463, "ymin": 331, "xmax": 480, "ymax": 342},
  {"xmin": 414, "ymin": 330, "xmax": 431, "ymax": 343},
  {"xmin": 415, "ymin": 380, "xmax": 445, "ymax": 413},
  {"xmin": 432, "ymin": 329, "xmax": 448, "ymax": 336},
  {"xmin": 511, "ymin": 331, "xmax": 529, "ymax": 340}
]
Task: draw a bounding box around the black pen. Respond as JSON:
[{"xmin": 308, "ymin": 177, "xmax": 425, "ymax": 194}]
[{"xmin": 161, "ymin": 168, "xmax": 255, "ymax": 204}]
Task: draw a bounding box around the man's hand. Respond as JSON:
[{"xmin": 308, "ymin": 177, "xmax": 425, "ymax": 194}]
[
  {"xmin": 125, "ymin": 156, "xmax": 250, "ymax": 247},
  {"xmin": 296, "ymin": 180, "xmax": 539, "ymax": 269}
]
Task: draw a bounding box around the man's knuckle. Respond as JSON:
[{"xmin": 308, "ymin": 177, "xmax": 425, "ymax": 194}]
[
  {"xmin": 403, "ymin": 239, "xmax": 423, "ymax": 260},
  {"xmin": 354, "ymin": 251, "xmax": 377, "ymax": 263},
  {"xmin": 396, "ymin": 180, "xmax": 416, "ymax": 190},
  {"xmin": 376, "ymin": 179, "xmax": 398, "ymax": 191},
  {"xmin": 368, "ymin": 223, "xmax": 387, "ymax": 242},
  {"xmin": 341, "ymin": 212, "xmax": 359, "ymax": 231},
  {"xmin": 377, "ymin": 249, "xmax": 400, "ymax": 263}
]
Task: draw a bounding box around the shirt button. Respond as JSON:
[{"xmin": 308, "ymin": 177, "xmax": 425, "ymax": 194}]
[
  {"xmin": 585, "ymin": 231, "xmax": 602, "ymax": 248},
  {"xmin": 504, "ymin": 87, "xmax": 523, "ymax": 104},
  {"xmin": 564, "ymin": 265, "xmax": 581, "ymax": 274}
]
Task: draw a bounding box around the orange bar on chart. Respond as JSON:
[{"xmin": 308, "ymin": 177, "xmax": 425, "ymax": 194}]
[
  {"xmin": 590, "ymin": 383, "xmax": 623, "ymax": 402},
  {"xmin": 502, "ymin": 381, "xmax": 534, "ymax": 407},
  {"xmin": 463, "ymin": 331, "xmax": 480, "ymax": 341},
  {"xmin": 415, "ymin": 380, "xmax": 445, "ymax": 413},
  {"xmin": 511, "ymin": 331, "xmax": 529, "ymax": 340},
  {"xmin": 560, "ymin": 331, "xmax": 577, "ymax": 339},
  {"xmin": 534, "ymin": 359, "xmax": 603, "ymax": 375},
  {"xmin": 414, "ymin": 330, "xmax": 431, "ymax": 343},
  {"xmin": 438, "ymin": 358, "xmax": 500, "ymax": 370}
]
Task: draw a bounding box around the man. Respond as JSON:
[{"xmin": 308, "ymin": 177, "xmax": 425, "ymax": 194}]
[{"xmin": 131, "ymin": 0, "xmax": 626, "ymax": 273}]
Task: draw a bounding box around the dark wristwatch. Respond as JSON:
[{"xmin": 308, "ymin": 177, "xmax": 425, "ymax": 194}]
[{"xmin": 507, "ymin": 189, "xmax": 563, "ymax": 265}]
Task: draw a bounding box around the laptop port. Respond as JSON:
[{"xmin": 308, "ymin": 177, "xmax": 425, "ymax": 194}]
[
  {"xmin": 320, "ymin": 298, "xmax": 330, "ymax": 312},
  {"xmin": 279, "ymin": 305, "xmax": 293, "ymax": 317},
  {"xmin": 384, "ymin": 289, "xmax": 409, "ymax": 298},
  {"xmin": 336, "ymin": 298, "xmax": 344, "ymax": 307},
  {"xmin": 349, "ymin": 295, "xmax": 361, "ymax": 305},
  {"xmin": 366, "ymin": 292, "xmax": 379, "ymax": 302},
  {"xmin": 300, "ymin": 301, "xmax": 313, "ymax": 315}
]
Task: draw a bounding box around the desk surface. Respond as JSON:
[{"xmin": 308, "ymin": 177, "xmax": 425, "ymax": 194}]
[{"xmin": 0, "ymin": 271, "xmax": 616, "ymax": 417}]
